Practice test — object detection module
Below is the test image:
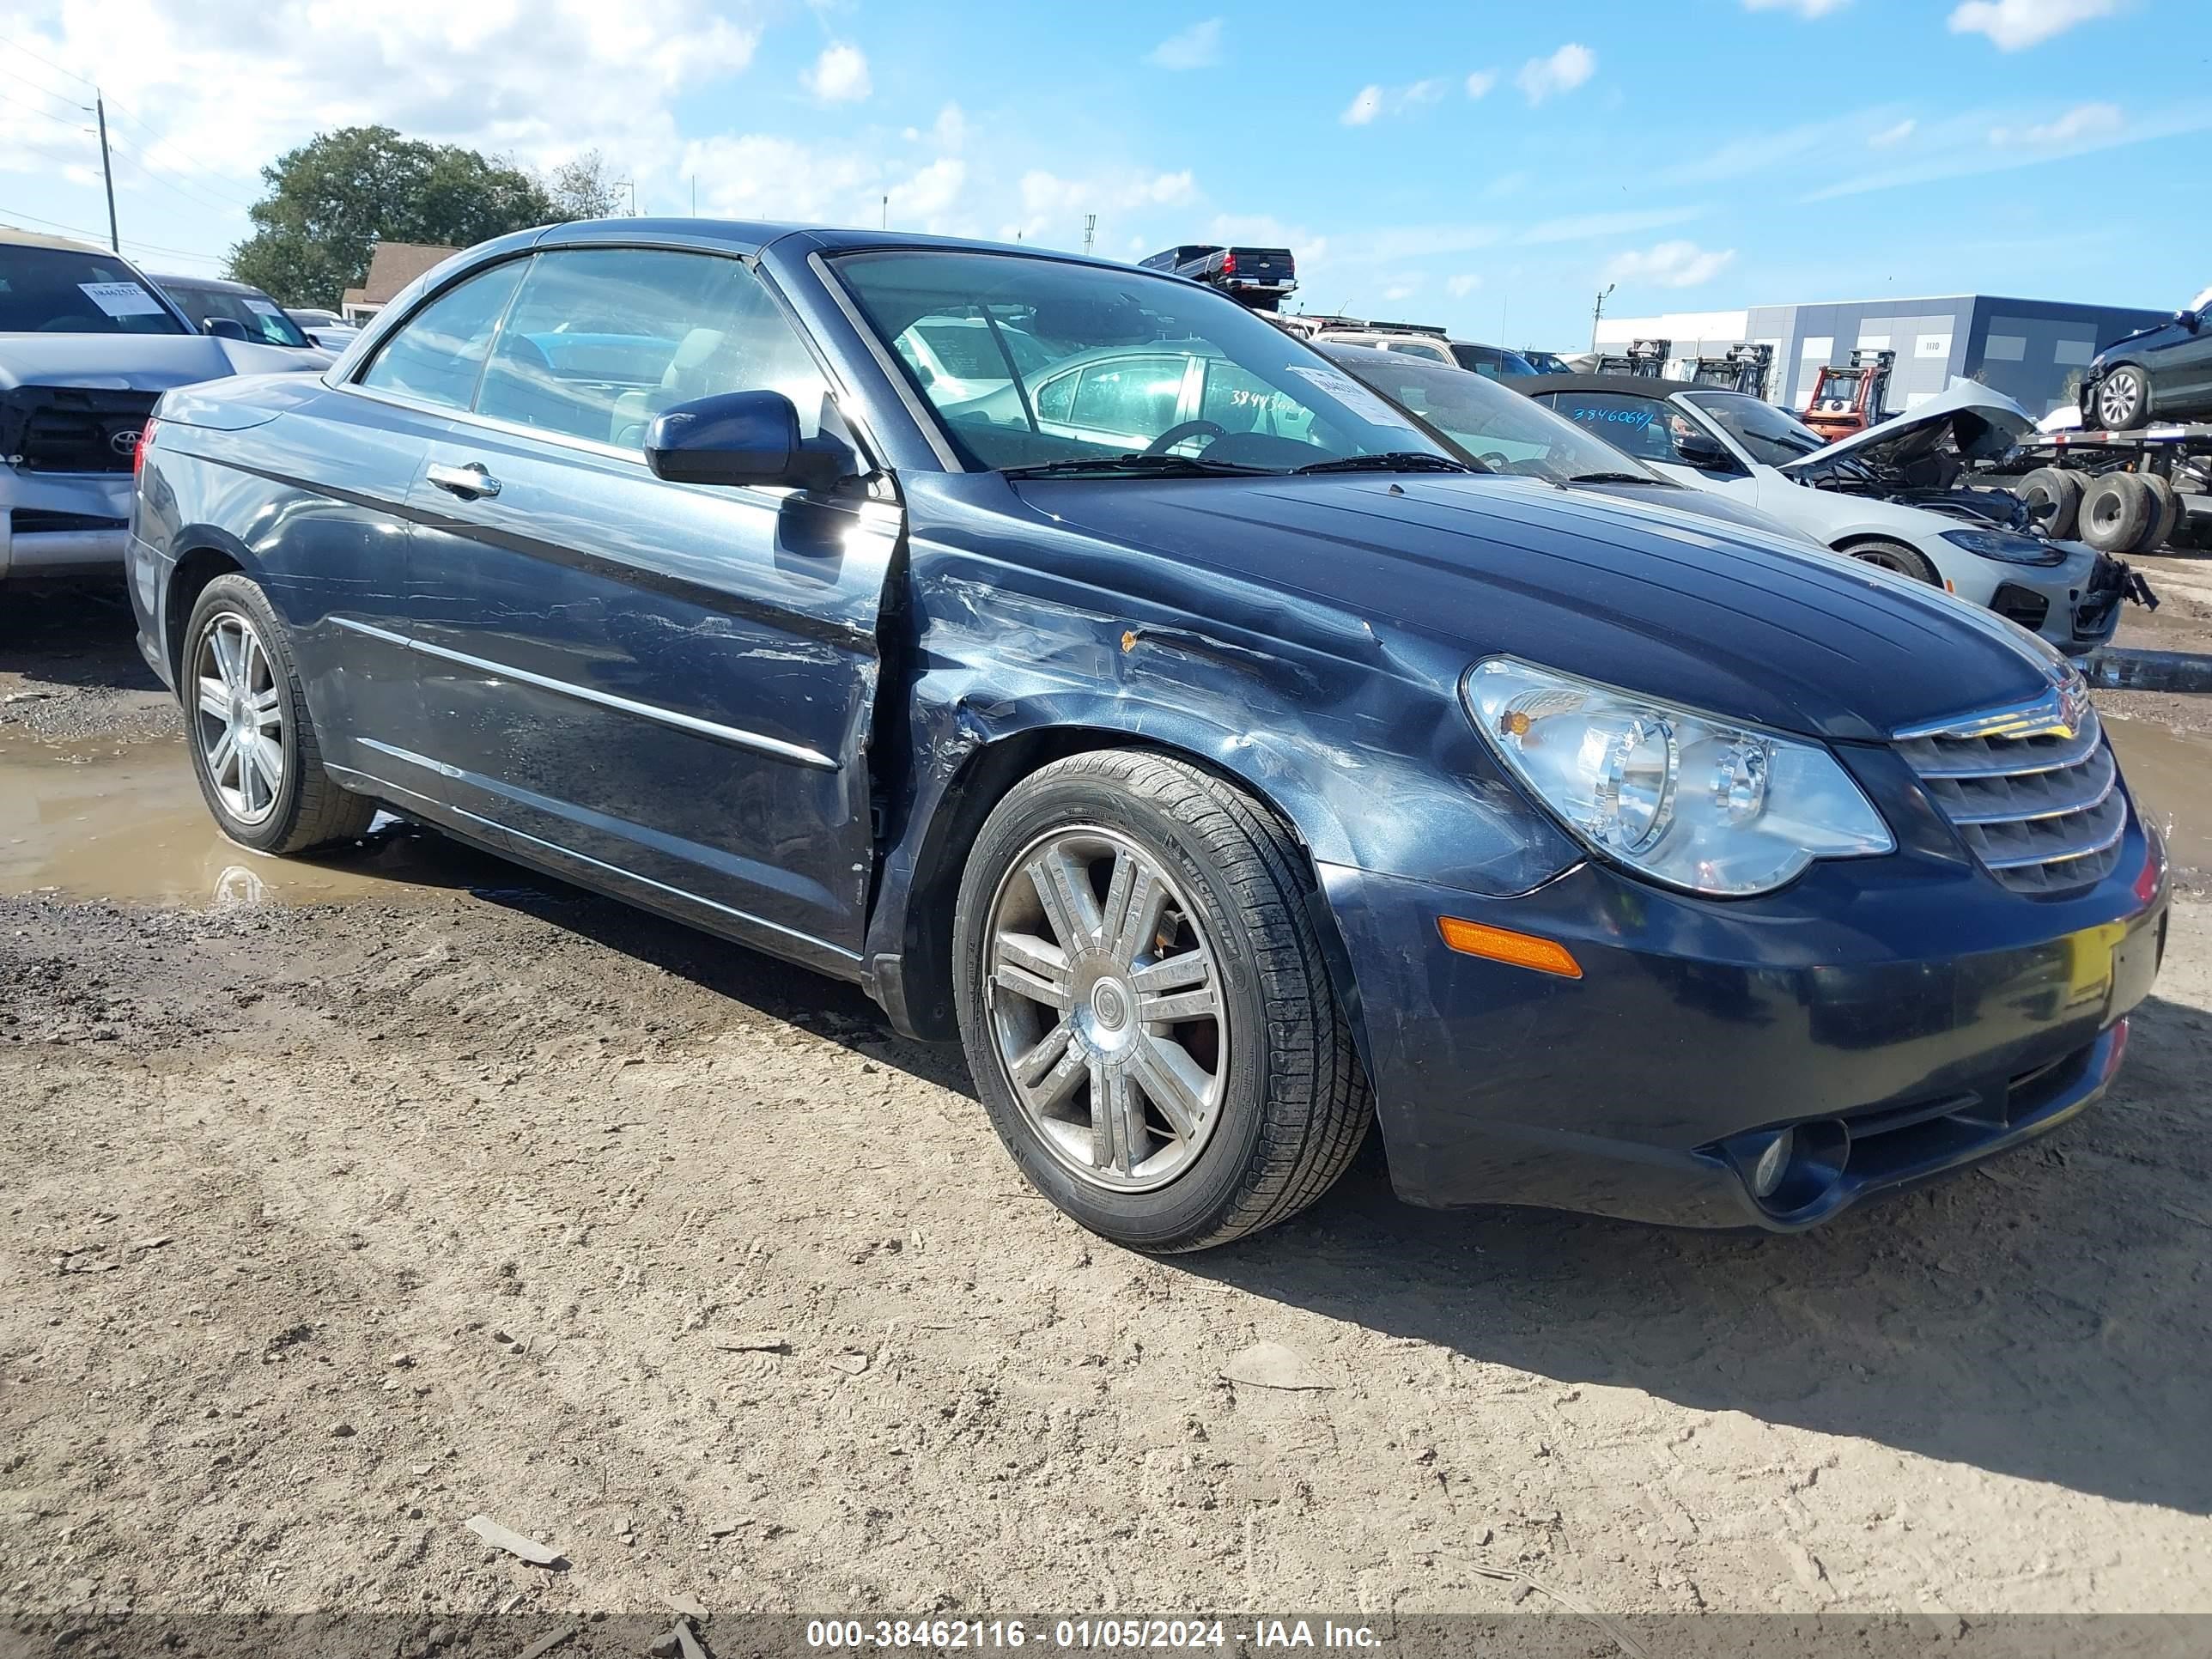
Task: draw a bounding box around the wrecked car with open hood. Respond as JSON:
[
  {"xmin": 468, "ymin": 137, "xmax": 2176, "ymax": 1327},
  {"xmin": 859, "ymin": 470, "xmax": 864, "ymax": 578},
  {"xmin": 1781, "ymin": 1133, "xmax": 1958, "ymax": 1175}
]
[
  {"xmin": 127, "ymin": 221, "xmax": 2167, "ymax": 1250},
  {"xmin": 1525, "ymin": 374, "xmax": 2148, "ymax": 653},
  {"xmin": 2, "ymin": 227, "xmax": 326, "ymax": 583}
]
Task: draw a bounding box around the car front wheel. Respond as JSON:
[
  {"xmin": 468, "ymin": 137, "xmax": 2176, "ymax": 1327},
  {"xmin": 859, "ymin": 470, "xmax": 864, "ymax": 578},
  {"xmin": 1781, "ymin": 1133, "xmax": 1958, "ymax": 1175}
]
[
  {"xmin": 1843, "ymin": 538, "xmax": 1941, "ymax": 584},
  {"xmin": 183, "ymin": 574, "xmax": 379, "ymax": 854},
  {"xmin": 951, "ymin": 750, "xmax": 1370, "ymax": 1252},
  {"xmin": 2094, "ymin": 365, "xmax": 2150, "ymax": 431}
]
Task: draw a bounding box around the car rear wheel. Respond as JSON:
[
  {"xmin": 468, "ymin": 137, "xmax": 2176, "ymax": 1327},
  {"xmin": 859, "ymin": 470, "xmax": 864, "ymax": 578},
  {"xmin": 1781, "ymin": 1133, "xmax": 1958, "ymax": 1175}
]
[
  {"xmin": 183, "ymin": 574, "xmax": 379, "ymax": 855},
  {"xmin": 2080, "ymin": 473, "xmax": 2155, "ymax": 554},
  {"xmin": 1843, "ymin": 539, "xmax": 1940, "ymax": 584},
  {"xmin": 951, "ymin": 750, "xmax": 1370, "ymax": 1252},
  {"xmin": 2140, "ymin": 474, "xmax": 2183, "ymax": 551},
  {"xmin": 2094, "ymin": 365, "xmax": 2150, "ymax": 432},
  {"xmin": 2017, "ymin": 467, "xmax": 2086, "ymax": 539}
]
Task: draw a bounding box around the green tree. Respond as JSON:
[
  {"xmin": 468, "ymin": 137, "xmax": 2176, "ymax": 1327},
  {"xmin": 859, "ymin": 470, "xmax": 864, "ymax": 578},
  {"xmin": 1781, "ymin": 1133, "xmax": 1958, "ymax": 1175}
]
[
  {"xmin": 226, "ymin": 125, "xmax": 556, "ymax": 308},
  {"xmin": 546, "ymin": 149, "xmax": 626, "ymax": 221}
]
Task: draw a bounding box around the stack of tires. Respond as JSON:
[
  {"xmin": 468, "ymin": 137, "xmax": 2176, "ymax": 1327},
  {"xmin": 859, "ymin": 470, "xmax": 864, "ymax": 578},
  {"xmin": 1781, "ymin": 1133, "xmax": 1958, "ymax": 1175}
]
[{"xmin": 2019, "ymin": 466, "xmax": 2196, "ymax": 555}]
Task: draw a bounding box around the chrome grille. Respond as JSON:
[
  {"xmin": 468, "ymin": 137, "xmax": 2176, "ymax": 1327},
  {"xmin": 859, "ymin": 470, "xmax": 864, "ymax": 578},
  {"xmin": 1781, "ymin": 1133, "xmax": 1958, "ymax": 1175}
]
[{"xmin": 1897, "ymin": 697, "xmax": 2126, "ymax": 896}]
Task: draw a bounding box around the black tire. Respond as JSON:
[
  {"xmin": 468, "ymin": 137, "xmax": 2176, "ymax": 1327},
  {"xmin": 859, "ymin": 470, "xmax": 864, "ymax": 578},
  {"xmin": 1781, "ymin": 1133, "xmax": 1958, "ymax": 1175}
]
[
  {"xmin": 2094, "ymin": 364, "xmax": 2151, "ymax": 432},
  {"xmin": 2017, "ymin": 467, "xmax": 2085, "ymax": 539},
  {"xmin": 951, "ymin": 750, "xmax": 1370, "ymax": 1252},
  {"xmin": 2080, "ymin": 473, "xmax": 2155, "ymax": 553},
  {"xmin": 1841, "ymin": 538, "xmax": 1941, "ymax": 584},
  {"xmin": 2140, "ymin": 474, "xmax": 2183, "ymax": 551},
  {"xmin": 181, "ymin": 573, "xmax": 380, "ymax": 855}
]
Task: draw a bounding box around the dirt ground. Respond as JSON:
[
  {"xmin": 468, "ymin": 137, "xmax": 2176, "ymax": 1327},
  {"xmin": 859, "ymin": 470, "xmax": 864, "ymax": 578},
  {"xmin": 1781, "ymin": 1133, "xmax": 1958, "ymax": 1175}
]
[{"xmin": 3, "ymin": 585, "xmax": 2211, "ymax": 1640}]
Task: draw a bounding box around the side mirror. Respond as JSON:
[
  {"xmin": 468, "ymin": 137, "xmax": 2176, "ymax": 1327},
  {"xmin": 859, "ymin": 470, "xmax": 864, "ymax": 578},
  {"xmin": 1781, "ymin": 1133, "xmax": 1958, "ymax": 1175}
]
[
  {"xmin": 1674, "ymin": 429, "xmax": 1739, "ymax": 471},
  {"xmin": 2184, "ymin": 310, "xmax": 2204, "ymax": 333},
  {"xmin": 203, "ymin": 317, "xmax": 249, "ymax": 340},
  {"xmin": 644, "ymin": 390, "xmax": 855, "ymax": 492}
]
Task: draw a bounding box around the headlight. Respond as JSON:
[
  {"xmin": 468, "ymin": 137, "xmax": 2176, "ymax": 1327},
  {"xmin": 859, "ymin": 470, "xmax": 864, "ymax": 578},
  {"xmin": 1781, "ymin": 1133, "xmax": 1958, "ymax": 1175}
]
[
  {"xmin": 1940, "ymin": 526, "xmax": 2064, "ymax": 565},
  {"xmin": 1464, "ymin": 659, "xmax": 1893, "ymax": 897}
]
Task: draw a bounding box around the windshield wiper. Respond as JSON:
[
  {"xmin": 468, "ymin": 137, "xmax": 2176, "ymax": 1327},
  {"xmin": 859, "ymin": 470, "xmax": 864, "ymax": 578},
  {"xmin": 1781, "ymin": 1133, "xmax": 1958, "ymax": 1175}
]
[
  {"xmin": 1565, "ymin": 471, "xmax": 1662, "ymax": 486},
  {"xmin": 1291, "ymin": 451, "xmax": 1474, "ymax": 476},
  {"xmin": 1000, "ymin": 453, "xmax": 1277, "ymax": 480}
]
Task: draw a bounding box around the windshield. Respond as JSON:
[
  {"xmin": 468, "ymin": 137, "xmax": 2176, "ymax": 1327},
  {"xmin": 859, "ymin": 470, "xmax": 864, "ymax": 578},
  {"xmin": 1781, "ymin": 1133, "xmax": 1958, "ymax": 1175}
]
[
  {"xmin": 1328, "ymin": 351, "xmax": 1663, "ymax": 486},
  {"xmin": 1682, "ymin": 391, "xmax": 1826, "ymax": 465},
  {"xmin": 157, "ymin": 279, "xmax": 313, "ymax": 348},
  {"xmin": 834, "ymin": 250, "xmax": 1456, "ymax": 475},
  {"xmin": 0, "ymin": 245, "xmax": 186, "ymax": 335}
]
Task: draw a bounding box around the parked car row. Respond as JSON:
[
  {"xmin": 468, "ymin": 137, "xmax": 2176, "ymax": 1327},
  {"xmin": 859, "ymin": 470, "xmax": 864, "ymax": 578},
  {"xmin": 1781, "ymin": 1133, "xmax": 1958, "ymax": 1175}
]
[
  {"xmin": 0, "ymin": 228, "xmax": 330, "ymax": 583},
  {"xmin": 110, "ymin": 218, "xmax": 2166, "ymax": 1254}
]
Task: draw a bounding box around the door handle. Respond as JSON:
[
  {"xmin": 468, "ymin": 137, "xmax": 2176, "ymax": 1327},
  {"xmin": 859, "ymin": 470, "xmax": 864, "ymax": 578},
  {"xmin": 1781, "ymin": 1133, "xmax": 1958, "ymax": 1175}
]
[{"xmin": 426, "ymin": 462, "xmax": 501, "ymax": 499}]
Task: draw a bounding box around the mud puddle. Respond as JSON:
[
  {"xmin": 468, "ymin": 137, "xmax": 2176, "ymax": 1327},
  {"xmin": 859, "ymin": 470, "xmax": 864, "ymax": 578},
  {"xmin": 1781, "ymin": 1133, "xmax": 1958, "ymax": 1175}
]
[
  {"xmin": 2106, "ymin": 715, "xmax": 2212, "ymax": 878},
  {"xmin": 0, "ymin": 728, "xmax": 528, "ymax": 908}
]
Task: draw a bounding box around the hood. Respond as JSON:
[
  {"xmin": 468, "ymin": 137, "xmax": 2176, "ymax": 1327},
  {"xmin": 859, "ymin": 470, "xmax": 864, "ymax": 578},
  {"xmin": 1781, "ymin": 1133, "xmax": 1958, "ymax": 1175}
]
[
  {"xmin": 1784, "ymin": 379, "xmax": 2037, "ymax": 476},
  {"xmin": 1015, "ymin": 472, "xmax": 2054, "ymax": 743},
  {"xmin": 0, "ymin": 331, "xmax": 324, "ymax": 392}
]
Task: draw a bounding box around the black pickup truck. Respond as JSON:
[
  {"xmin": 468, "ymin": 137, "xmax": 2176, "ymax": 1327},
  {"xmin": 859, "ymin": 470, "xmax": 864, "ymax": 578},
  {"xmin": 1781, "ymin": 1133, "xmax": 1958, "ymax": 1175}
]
[{"xmin": 1138, "ymin": 243, "xmax": 1297, "ymax": 311}]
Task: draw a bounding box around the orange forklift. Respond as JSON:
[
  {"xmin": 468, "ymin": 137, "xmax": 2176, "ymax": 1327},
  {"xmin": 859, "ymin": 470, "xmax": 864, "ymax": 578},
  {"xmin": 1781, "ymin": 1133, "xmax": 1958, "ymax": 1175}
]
[{"xmin": 1801, "ymin": 348, "xmax": 1895, "ymax": 441}]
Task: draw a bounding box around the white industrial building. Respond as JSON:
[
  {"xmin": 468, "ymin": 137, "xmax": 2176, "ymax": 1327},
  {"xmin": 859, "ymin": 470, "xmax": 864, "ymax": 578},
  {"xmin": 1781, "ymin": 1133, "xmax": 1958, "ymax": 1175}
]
[{"xmin": 1594, "ymin": 293, "xmax": 2169, "ymax": 418}]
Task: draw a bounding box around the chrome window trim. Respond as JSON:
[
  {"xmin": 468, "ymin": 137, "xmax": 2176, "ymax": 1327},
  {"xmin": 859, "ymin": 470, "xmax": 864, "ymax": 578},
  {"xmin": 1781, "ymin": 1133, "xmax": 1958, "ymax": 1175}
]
[
  {"xmin": 340, "ymin": 242, "xmax": 885, "ymax": 480},
  {"xmin": 330, "ymin": 617, "xmax": 841, "ymax": 772}
]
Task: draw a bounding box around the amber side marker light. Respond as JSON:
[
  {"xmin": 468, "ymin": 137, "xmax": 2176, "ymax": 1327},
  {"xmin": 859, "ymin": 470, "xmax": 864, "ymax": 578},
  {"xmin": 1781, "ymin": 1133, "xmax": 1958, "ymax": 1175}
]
[{"xmin": 1437, "ymin": 917, "xmax": 1583, "ymax": 979}]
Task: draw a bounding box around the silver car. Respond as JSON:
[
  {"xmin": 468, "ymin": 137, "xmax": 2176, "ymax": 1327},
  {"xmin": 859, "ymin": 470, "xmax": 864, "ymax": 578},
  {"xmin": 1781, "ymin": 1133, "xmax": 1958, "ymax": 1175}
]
[{"xmin": 1, "ymin": 228, "xmax": 325, "ymax": 581}]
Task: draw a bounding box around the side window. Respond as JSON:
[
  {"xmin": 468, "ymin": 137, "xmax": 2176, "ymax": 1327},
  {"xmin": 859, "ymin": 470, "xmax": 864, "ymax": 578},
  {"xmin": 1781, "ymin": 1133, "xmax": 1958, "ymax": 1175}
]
[
  {"xmin": 1067, "ymin": 355, "xmax": 1188, "ymax": 434},
  {"xmin": 474, "ymin": 247, "xmax": 833, "ymax": 452},
  {"xmin": 1544, "ymin": 392, "xmax": 1682, "ymax": 464},
  {"xmin": 1033, "ymin": 369, "xmax": 1077, "ymax": 422},
  {"xmin": 358, "ymin": 261, "xmax": 527, "ymax": 411}
]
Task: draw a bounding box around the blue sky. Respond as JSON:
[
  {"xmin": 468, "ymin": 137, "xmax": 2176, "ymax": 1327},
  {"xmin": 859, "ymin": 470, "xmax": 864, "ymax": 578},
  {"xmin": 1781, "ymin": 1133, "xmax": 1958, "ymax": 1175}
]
[{"xmin": 0, "ymin": 0, "xmax": 2204, "ymax": 348}]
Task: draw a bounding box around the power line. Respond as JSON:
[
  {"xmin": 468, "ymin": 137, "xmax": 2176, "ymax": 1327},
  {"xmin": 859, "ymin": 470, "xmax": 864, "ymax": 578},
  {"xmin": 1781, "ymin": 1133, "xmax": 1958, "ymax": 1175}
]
[
  {"xmin": 0, "ymin": 83, "xmax": 91, "ymax": 136},
  {"xmin": 0, "ymin": 201, "xmax": 227, "ymax": 265},
  {"xmin": 0, "ymin": 58, "xmax": 88, "ymax": 111},
  {"xmin": 0, "ymin": 32, "xmax": 93, "ymax": 89},
  {"xmin": 101, "ymin": 130, "xmax": 253, "ymax": 219},
  {"xmin": 97, "ymin": 100, "xmax": 261, "ymax": 210}
]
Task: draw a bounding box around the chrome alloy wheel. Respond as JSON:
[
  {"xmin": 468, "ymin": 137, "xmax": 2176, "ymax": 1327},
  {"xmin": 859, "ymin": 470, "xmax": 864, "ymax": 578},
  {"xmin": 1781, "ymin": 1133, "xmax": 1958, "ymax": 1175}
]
[
  {"xmin": 191, "ymin": 610, "xmax": 284, "ymax": 825},
  {"xmin": 983, "ymin": 826, "xmax": 1229, "ymax": 1192},
  {"xmin": 2097, "ymin": 371, "xmax": 2142, "ymax": 429}
]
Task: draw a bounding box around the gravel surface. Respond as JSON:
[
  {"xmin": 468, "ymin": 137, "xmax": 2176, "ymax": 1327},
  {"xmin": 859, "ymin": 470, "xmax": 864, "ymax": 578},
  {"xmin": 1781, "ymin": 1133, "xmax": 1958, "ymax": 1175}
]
[{"xmin": 4, "ymin": 580, "xmax": 2210, "ymax": 1636}]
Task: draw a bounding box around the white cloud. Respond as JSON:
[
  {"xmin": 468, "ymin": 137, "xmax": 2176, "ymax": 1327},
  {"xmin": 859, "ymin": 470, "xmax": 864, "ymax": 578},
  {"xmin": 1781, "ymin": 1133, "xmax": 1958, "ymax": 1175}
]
[
  {"xmin": 1743, "ymin": 0, "xmax": 1850, "ymax": 15},
  {"xmin": 1869, "ymin": 117, "xmax": 1917, "ymax": 147},
  {"xmin": 1446, "ymin": 273, "xmax": 1482, "ymax": 298},
  {"xmin": 1381, "ymin": 280, "xmax": 1419, "ymax": 302},
  {"xmin": 803, "ymin": 41, "xmax": 871, "ymax": 103},
  {"xmin": 1602, "ymin": 240, "xmax": 1737, "ymax": 289},
  {"xmin": 1949, "ymin": 0, "xmax": 2120, "ymax": 50},
  {"xmin": 1147, "ymin": 17, "xmax": 1223, "ymax": 70},
  {"xmin": 0, "ymin": 0, "xmax": 758, "ymax": 197},
  {"xmin": 1990, "ymin": 100, "xmax": 2124, "ymax": 145},
  {"xmin": 1340, "ymin": 78, "xmax": 1447, "ymax": 125},
  {"xmin": 1464, "ymin": 70, "xmax": 1497, "ymax": 99},
  {"xmin": 1516, "ymin": 43, "xmax": 1595, "ymax": 105},
  {"xmin": 900, "ymin": 103, "xmax": 968, "ymax": 150}
]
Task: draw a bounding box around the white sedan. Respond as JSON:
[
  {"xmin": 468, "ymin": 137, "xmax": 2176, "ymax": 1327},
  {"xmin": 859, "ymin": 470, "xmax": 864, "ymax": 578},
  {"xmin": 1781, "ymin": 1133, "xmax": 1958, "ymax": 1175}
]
[{"xmin": 1522, "ymin": 376, "xmax": 2134, "ymax": 654}]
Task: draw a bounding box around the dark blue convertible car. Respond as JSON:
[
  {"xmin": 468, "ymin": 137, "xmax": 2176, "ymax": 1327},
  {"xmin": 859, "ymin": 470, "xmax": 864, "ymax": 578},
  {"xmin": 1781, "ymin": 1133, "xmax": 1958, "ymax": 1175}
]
[{"xmin": 127, "ymin": 220, "xmax": 2167, "ymax": 1250}]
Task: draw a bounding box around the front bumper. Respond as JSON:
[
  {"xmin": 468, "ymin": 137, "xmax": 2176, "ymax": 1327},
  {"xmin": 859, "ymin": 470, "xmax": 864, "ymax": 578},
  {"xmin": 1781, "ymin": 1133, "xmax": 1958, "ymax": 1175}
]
[
  {"xmin": 1322, "ymin": 811, "xmax": 2167, "ymax": 1231},
  {"xmin": 0, "ymin": 471, "xmax": 133, "ymax": 579}
]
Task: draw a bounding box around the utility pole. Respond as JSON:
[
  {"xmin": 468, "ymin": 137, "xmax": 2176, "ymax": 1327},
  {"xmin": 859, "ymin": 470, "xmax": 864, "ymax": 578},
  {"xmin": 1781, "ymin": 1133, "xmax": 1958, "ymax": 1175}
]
[
  {"xmin": 690, "ymin": 175, "xmax": 696, "ymax": 215},
  {"xmin": 616, "ymin": 178, "xmax": 636, "ymax": 216},
  {"xmin": 1590, "ymin": 283, "xmax": 1615, "ymax": 352},
  {"xmin": 1082, "ymin": 213, "xmax": 1096, "ymax": 257},
  {"xmin": 94, "ymin": 91, "xmax": 118, "ymax": 252},
  {"xmin": 881, "ymin": 194, "xmax": 889, "ymax": 230}
]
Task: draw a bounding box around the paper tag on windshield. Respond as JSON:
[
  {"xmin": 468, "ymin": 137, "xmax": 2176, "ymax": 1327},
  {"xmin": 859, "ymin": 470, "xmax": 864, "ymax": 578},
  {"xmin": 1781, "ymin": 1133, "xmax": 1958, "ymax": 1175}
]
[
  {"xmin": 78, "ymin": 282, "xmax": 167, "ymax": 319},
  {"xmin": 1285, "ymin": 365, "xmax": 1418, "ymax": 429},
  {"xmin": 244, "ymin": 297, "xmax": 283, "ymax": 318}
]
